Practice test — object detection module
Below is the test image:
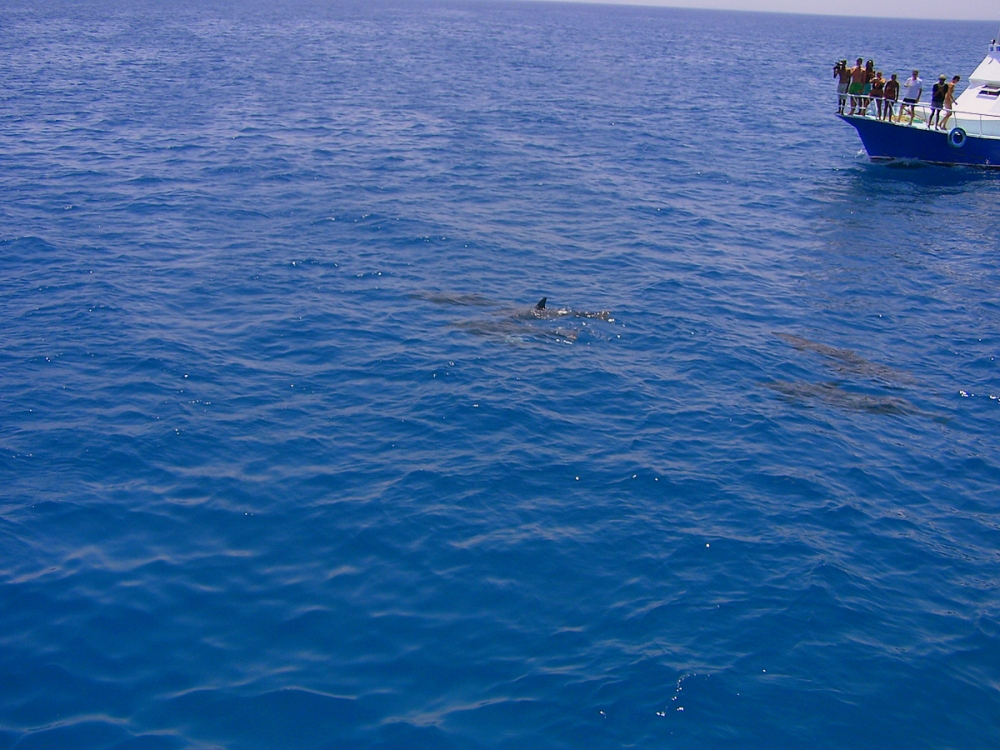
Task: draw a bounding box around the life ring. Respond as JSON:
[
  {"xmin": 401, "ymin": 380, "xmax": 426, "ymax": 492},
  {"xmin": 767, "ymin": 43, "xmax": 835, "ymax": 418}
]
[{"xmin": 948, "ymin": 127, "xmax": 967, "ymax": 149}]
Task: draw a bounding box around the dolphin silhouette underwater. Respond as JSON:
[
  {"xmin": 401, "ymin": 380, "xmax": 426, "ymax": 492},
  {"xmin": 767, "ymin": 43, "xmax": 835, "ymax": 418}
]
[
  {"xmin": 765, "ymin": 379, "xmax": 921, "ymax": 416},
  {"xmin": 774, "ymin": 332, "xmax": 914, "ymax": 386},
  {"xmin": 768, "ymin": 333, "xmax": 944, "ymax": 419}
]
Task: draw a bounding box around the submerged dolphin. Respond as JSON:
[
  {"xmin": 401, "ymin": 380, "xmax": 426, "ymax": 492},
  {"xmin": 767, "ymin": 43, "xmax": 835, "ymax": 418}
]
[
  {"xmin": 765, "ymin": 380, "xmax": 920, "ymax": 416},
  {"xmin": 775, "ymin": 332, "xmax": 914, "ymax": 386},
  {"xmin": 451, "ymin": 317, "xmax": 579, "ymax": 344},
  {"xmin": 409, "ymin": 291, "xmax": 495, "ymax": 307},
  {"xmin": 422, "ymin": 294, "xmax": 615, "ymax": 344},
  {"xmin": 768, "ymin": 333, "xmax": 939, "ymax": 417}
]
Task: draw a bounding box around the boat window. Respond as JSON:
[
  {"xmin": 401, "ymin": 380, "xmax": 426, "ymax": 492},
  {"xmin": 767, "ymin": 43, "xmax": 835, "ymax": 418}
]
[{"xmin": 977, "ymin": 86, "xmax": 1000, "ymax": 98}]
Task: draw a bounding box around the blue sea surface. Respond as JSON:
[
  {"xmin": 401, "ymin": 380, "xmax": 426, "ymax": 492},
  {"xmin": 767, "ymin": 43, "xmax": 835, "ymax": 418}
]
[{"xmin": 1, "ymin": 1, "xmax": 998, "ymax": 748}]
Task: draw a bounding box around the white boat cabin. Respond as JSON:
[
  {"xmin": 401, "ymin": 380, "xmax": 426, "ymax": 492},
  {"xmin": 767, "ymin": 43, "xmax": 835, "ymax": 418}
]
[{"xmin": 954, "ymin": 40, "xmax": 1000, "ymax": 136}]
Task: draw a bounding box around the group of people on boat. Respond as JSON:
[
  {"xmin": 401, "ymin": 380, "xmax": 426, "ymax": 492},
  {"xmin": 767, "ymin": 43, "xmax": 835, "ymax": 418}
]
[{"xmin": 834, "ymin": 58, "xmax": 962, "ymax": 130}]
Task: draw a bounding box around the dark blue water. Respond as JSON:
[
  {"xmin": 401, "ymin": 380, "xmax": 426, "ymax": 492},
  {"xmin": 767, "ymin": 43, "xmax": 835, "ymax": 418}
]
[{"xmin": 2, "ymin": 1, "xmax": 998, "ymax": 748}]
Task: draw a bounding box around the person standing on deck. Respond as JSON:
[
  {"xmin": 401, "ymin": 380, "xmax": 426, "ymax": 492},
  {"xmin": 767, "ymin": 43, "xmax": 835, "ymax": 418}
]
[
  {"xmin": 870, "ymin": 71, "xmax": 886, "ymax": 119},
  {"xmin": 939, "ymin": 75, "xmax": 961, "ymax": 130},
  {"xmin": 929, "ymin": 74, "xmax": 948, "ymax": 129},
  {"xmin": 882, "ymin": 73, "xmax": 900, "ymax": 121},
  {"xmin": 861, "ymin": 59, "xmax": 876, "ymax": 115},
  {"xmin": 834, "ymin": 60, "xmax": 851, "ymax": 114},
  {"xmin": 900, "ymin": 70, "xmax": 923, "ymax": 124},
  {"xmin": 848, "ymin": 58, "xmax": 866, "ymax": 115}
]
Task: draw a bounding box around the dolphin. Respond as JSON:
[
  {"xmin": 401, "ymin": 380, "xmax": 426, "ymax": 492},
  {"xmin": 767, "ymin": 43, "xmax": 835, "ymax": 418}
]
[
  {"xmin": 409, "ymin": 291, "xmax": 495, "ymax": 307},
  {"xmin": 775, "ymin": 332, "xmax": 914, "ymax": 386},
  {"xmin": 451, "ymin": 317, "xmax": 579, "ymax": 344},
  {"xmin": 518, "ymin": 297, "xmax": 615, "ymax": 322},
  {"xmin": 765, "ymin": 380, "xmax": 925, "ymax": 416},
  {"xmin": 422, "ymin": 295, "xmax": 614, "ymax": 344}
]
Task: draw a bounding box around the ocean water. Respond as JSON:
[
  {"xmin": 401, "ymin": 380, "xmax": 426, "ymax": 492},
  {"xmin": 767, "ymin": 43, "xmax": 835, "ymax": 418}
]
[{"xmin": 1, "ymin": 0, "xmax": 998, "ymax": 748}]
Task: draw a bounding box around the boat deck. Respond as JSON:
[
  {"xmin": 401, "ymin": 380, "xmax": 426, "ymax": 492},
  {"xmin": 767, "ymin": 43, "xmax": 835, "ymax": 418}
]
[{"xmin": 839, "ymin": 99, "xmax": 1000, "ymax": 140}]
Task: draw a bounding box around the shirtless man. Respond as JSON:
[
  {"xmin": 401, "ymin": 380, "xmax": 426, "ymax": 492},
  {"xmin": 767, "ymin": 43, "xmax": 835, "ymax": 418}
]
[
  {"xmin": 882, "ymin": 73, "xmax": 900, "ymax": 121},
  {"xmin": 870, "ymin": 71, "xmax": 885, "ymax": 119},
  {"xmin": 939, "ymin": 75, "xmax": 961, "ymax": 130},
  {"xmin": 860, "ymin": 60, "xmax": 876, "ymax": 115},
  {"xmin": 848, "ymin": 58, "xmax": 866, "ymax": 115}
]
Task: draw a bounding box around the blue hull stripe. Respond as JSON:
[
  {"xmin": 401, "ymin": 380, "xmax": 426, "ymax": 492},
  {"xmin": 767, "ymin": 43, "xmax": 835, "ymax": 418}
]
[{"xmin": 839, "ymin": 115, "xmax": 1000, "ymax": 166}]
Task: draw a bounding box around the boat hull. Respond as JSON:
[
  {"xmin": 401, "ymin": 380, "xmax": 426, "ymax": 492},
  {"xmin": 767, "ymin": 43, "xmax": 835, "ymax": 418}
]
[{"xmin": 839, "ymin": 115, "xmax": 1000, "ymax": 167}]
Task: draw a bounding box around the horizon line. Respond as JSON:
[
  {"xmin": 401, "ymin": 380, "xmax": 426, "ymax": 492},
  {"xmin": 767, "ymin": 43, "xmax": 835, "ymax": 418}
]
[{"xmin": 490, "ymin": 0, "xmax": 1000, "ymax": 23}]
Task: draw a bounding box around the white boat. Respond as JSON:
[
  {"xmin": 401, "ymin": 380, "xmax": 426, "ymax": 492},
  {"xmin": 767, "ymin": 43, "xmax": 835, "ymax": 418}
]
[{"xmin": 839, "ymin": 36, "xmax": 1000, "ymax": 166}]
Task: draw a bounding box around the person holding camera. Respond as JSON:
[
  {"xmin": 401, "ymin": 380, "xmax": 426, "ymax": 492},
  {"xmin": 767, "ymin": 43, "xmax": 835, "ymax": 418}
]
[{"xmin": 834, "ymin": 60, "xmax": 851, "ymax": 114}]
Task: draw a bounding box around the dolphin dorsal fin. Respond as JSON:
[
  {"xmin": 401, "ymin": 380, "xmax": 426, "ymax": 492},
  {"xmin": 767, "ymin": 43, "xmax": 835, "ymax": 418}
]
[{"xmin": 536, "ymin": 297, "xmax": 547, "ymax": 310}]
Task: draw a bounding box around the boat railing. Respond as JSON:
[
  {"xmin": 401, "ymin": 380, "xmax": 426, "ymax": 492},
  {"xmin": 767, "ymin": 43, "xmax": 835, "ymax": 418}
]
[{"xmin": 838, "ymin": 96, "xmax": 1000, "ymax": 138}]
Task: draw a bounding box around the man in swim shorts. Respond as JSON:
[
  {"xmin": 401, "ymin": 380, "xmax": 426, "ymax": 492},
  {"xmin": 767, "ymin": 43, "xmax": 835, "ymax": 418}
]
[
  {"xmin": 860, "ymin": 60, "xmax": 875, "ymax": 115},
  {"xmin": 848, "ymin": 58, "xmax": 866, "ymax": 115},
  {"xmin": 882, "ymin": 73, "xmax": 899, "ymax": 121},
  {"xmin": 939, "ymin": 75, "xmax": 961, "ymax": 130},
  {"xmin": 870, "ymin": 70, "xmax": 885, "ymax": 119}
]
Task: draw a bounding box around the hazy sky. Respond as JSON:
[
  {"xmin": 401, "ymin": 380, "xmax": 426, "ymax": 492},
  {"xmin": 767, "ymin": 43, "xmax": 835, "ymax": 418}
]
[{"xmin": 537, "ymin": 0, "xmax": 998, "ymax": 22}]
